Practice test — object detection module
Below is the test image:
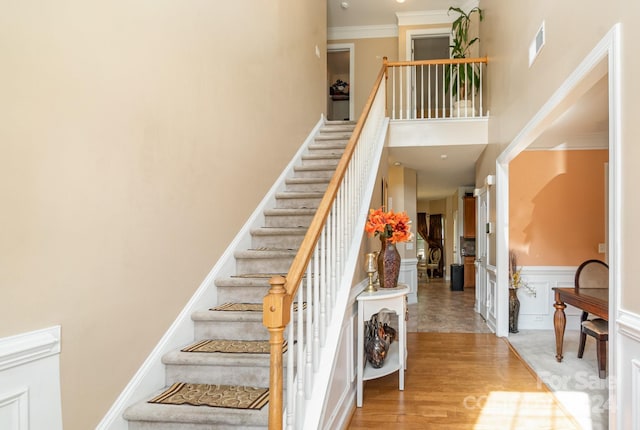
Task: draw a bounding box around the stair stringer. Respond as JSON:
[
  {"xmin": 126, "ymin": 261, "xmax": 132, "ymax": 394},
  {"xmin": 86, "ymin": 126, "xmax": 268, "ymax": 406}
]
[
  {"xmin": 292, "ymin": 118, "xmax": 390, "ymax": 430},
  {"xmin": 97, "ymin": 116, "xmax": 325, "ymax": 430}
]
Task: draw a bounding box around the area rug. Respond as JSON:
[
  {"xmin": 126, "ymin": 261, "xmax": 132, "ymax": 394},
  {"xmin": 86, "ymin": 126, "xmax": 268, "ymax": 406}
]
[
  {"xmin": 508, "ymin": 329, "xmax": 609, "ymax": 430},
  {"xmin": 181, "ymin": 339, "xmax": 287, "ymax": 354},
  {"xmin": 211, "ymin": 302, "xmax": 307, "ymax": 312},
  {"xmin": 148, "ymin": 383, "xmax": 269, "ymax": 410}
]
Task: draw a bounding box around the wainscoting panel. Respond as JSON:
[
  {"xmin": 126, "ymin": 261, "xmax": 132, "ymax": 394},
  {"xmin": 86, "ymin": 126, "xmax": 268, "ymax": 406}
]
[
  {"xmin": 516, "ymin": 266, "xmax": 581, "ymax": 330},
  {"xmin": 617, "ymin": 310, "xmax": 640, "ymax": 430},
  {"xmin": 320, "ymin": 289, "xmax": 359, "ymax": 430},
  {"xmin": 0, "ymin": 326, "xmax": 62, "ymax": 430},
  {"xmin": 399, "ymin": 258, "xmax": 418, "ymax": 304},
  {"xmin": 487, "ymin": 270, "xmax": 497, "ymax": 332}
]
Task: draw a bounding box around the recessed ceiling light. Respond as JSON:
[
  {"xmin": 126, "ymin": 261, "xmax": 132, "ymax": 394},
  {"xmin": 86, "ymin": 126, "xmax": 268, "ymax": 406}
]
[
  {"xmin": 441, "ymin": 154, "xmax": 448, "ymax": 160},
  {"xmin": 340, "ymin": 1, "xmax": 349, "ymax": 9},
  {"xmin": 394, "ymin": 161, "xmax": 401, "ymax": 166},
  {"xmin": 396, "ymin": 0, "xmax": 406, "ymax": 3}
]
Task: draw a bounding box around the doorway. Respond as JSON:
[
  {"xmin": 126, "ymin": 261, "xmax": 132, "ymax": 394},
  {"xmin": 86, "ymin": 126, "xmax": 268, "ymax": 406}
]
[
  {"xmin": 496, "ymin": 25, "xmax": 621, "ymax": 427},
  {"xmin": 327, "ymin": 44, "xmax": 354, "ymax": 121}
]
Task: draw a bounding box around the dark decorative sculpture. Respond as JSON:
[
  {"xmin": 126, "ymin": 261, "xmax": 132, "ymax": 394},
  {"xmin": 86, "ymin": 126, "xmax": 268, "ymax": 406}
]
[{"xmin": 364, "ymin": 313, "xmax": 396, "ymax": 368}]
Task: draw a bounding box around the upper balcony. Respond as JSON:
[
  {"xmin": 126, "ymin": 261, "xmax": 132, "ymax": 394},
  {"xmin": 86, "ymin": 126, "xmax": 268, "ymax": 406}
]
[{"xmin": 384, "ymin": 57, "xmax": 489, "ymax": 148}]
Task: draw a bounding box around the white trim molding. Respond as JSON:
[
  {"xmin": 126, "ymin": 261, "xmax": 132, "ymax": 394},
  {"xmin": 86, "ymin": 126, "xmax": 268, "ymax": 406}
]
[
  {"xmin": 618, "ymin": 309, "xmax": 640, "ymax": 343},
  {"xmin": 328, "ymin": 25, "xmax": 397, "ymax": 41},
  {"xmin": 396, "ymin": 10, "xmax": 452, "ymax": 27},
  {"xmin": 0, "ymin": 326, "xmax": 60, "ymax": 372}
]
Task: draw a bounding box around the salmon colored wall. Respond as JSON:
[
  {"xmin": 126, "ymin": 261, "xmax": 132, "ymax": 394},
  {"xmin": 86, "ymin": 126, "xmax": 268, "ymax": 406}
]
[{"xmin": 510, "ymin": 150, "xmax": 608, "ymax": 266}]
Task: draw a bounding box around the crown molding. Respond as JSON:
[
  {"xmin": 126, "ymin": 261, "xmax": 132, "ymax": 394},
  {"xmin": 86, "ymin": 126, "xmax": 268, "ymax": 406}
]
[
  {"xmin": 396, "ymin": 10, "xmax": 452, "ymax": 27},
  {"xmin": 328, "ymin": 25, "xmax": 398, "ymax": 41}
]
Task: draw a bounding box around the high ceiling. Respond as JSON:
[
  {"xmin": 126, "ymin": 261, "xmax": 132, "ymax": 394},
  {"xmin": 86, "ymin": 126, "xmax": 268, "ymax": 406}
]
[
  {"xmin": 328, "ymin": 0, "xmax": 464, "ymax": 27},
  {"xmin": 327, "ymin": 0, "xmax": 609, "ymax": 202}
]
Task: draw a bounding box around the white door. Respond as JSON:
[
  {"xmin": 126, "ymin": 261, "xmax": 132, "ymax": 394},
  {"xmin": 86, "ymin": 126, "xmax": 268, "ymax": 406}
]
[{"xmin": 475, "ymin": 187, "xmax": 489, "ymax": 322}]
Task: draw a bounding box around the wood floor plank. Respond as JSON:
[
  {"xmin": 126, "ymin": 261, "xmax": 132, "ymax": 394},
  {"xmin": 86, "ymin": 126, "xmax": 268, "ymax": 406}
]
[{"xmin": 348, "ymin": 332, "xmax": 580, "ymax": 429}]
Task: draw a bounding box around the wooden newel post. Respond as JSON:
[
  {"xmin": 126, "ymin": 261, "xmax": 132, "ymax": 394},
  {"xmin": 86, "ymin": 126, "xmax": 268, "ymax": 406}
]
[{"xmin": 263, "ymin": 275, "xmax": 291, "ymax": 430}]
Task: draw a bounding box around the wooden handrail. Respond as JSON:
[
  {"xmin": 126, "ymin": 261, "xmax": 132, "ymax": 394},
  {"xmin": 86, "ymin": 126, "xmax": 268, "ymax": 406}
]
[
  {"xmin": 385, "ymin": 56, "xmax": 488, "ymax": 67},
  {"xmin": 262, "ymin": 62, "xmax": 388, "ymax": 429}
]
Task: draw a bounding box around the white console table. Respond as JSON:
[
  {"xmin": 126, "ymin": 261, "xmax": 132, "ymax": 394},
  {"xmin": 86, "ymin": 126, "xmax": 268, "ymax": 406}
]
[{"xmin": 356, "ymin": 284, "xmax": 408, "ymax": 407}]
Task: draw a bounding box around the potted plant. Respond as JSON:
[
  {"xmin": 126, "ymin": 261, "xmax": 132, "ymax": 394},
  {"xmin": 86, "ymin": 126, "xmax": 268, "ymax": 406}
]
[{"xmin": 445, "ymin": 6, "xmax": 484, "ymax": 116}]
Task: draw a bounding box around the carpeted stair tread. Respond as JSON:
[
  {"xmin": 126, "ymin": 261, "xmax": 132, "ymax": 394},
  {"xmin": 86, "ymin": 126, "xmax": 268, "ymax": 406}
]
[
  {"xmin": 180, "ymin": 339, "xmax": 286, "ymax": 355},
  {"xmin": 263, "ymin": 208, "xmax": 318, "ymax": 216},
  {"xmin": 293, "ymin": 164, "xmax": 339, "ymax": 172},
  {"xmin": 301, "ymin": 153, "xmax": 342, "ymax": 161},
  {"xmin": 250, "ymin": 227, "xmax": 307, "ymax": 235},
  {"xmin": 210, "ymin": 302, "xmax": 306, "ymax": 312},
  {"xmin": 275, "ymin": 191, "xmax": 325, "ymax": 198},
  {"xmin": 124, "ymin": 387, "xmax": 268, "ymax": 428},
  {"xmin": 162, "ymin": 347, "xmax": 275, "ymax": 367},
  {"xmin": 285, "ymin": 177, "xmax": 331, "ymax": 185},
  {"xmin": 192, "ymin": 309, "xmax": 264, "ymax": 323},
  {"xmin": 150, "ymin": 383, "xmax": 269, "ymax": 410},
  {"xmin": 234, "ymin": 249, "xmax": 298, "ymax": 258}
]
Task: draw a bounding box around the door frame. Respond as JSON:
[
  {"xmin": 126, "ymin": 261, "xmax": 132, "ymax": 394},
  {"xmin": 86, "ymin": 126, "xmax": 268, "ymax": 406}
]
[
  {"xmin": 327, "ymin": 44, "xmax": 355, "ymax": 121},
  {"xmin": 405, "ymin": 29, "xmax": 451, "ymax": 118},
  {"xmin": 475, "ymin": 181, "xmax": 491, "ymax": 324},
  {"xmin": 496, "ymin": 24, "xmax": 621, "ymax": 427}
]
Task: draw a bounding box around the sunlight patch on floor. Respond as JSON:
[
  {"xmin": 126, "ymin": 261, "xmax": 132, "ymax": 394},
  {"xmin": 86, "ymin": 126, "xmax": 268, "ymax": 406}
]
[{"xmin": 472, "ymin": 391, "xmax": 584, "ymax": 429}]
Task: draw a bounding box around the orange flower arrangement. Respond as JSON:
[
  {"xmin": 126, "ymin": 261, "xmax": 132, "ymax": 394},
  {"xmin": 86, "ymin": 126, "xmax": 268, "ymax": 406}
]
[{"xmin": 365, "ymin": 208, "xmax": 413, "ymax": 244}]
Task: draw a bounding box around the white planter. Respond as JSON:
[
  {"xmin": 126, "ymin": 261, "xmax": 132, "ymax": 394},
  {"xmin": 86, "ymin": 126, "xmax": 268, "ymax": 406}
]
[{"xmin": 451, "ymin": 100, "xmax": 477, "ymax": 117}]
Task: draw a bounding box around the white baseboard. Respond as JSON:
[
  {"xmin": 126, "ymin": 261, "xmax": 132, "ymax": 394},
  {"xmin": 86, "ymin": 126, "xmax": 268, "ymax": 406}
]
[{"xmin": 0, "ymin": 327, "xmax": 62, "ymax": 430}]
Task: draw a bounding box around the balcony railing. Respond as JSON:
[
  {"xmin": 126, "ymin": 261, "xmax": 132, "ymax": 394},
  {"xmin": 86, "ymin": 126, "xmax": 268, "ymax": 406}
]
[{"xmin": 385, "ymin": 57, "xmax": 488, "ymax": 120}]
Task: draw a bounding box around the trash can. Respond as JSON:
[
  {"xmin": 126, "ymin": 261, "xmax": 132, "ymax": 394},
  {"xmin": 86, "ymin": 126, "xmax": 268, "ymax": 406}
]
[{"xmin": 450, "ymin": 264, "xmax": 464, "ymax": 291}]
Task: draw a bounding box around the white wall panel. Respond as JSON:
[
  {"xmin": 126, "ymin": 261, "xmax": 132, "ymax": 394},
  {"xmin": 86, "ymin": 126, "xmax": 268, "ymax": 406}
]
[{"xmin": 0, "ymin": 327, "xmax": 62, "ymax": 430}]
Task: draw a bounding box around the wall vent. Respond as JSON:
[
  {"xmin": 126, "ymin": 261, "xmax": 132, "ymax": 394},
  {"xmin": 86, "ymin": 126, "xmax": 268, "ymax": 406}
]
[{"xmin": 529, "ymin": 21, "xmax": 545, "ymax": 67}]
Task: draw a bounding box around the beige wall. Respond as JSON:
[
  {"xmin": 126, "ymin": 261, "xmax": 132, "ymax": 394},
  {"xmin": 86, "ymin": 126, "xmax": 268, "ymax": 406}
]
[
  {"xmin": 329, "ymin": 37, "xmax": 398, "ymax": 118},
  {"xmin": 0, "ymin": 1, "xmax": 326, "ymax": 428},
  {"xmin": 387, "ymin": 165, "xmax": 417, "ymax": 259},
  {"xmin": 479, "ymin": 0, "xmax": 640, "ymax": 311},
  {"xmin": 510, "ymin": 150, "xmax": 608, "ymax": 266}
]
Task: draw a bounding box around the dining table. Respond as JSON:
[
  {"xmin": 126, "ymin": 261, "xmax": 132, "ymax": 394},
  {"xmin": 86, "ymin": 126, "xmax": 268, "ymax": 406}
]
[{"xmin": 552, "ymin": 287, "xmax": 608, "ymax": 362}]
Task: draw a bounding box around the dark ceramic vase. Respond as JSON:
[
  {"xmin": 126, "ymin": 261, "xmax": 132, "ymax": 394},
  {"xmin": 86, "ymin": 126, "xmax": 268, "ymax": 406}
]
[
  {"xmin": 377, "ymin": 237, "xmax": 401, "ymax": 288},
  {"xmin": 364, "ymin": 320, "xmax": 390, "ymax": 368},
  {"xmin": 509, "ymin": 288, "xmax": 520, "ymax": 333}
]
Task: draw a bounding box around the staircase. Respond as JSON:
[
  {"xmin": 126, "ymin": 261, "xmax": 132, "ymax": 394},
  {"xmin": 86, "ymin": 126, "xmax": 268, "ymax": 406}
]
[{"xmin": 123, "ymin": 121, "xmax": 355, "ymax": 430}]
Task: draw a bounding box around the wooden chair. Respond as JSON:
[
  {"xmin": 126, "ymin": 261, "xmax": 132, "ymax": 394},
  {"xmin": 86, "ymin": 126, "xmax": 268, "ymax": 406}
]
[
  {"xmin": 574, "ymin": 259, "xmax": 609, "ymax": 379},
  {"xmin": 426, "ymin": 248, "xmax": 441, "ymax": 279},
  {"xmin": 417, "ymin": 255, "xmax": 428, "ymax": 281}
]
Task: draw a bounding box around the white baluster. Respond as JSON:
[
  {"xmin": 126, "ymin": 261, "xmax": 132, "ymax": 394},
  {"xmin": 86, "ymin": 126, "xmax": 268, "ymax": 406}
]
[
  {"xmin": 313, "ymin": 245, "xmax": 320, "ymax": 371},
  {"xmin": 295, "ymin": 286, "xmax": 304, "ymax": 427},
  {"xmin": 286, "ymin": 306, "xmax": 294, "ymax": 430},
  {"xmin": 392, "ymin": 66, "xmax": 396, "ymax": 119},
  {"xmin": 305, "ymin": 265, "xmax": 313, "ymax": 399}
]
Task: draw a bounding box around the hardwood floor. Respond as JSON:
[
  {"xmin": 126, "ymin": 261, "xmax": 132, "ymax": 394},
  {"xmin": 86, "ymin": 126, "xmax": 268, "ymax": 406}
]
[
  {"xmin": 348, "ymin": 278, "xmax": 579, "ymax": 429},
  {"xmin": 407, "ymin": 278, "xmax": 491, "ymax": 333}
]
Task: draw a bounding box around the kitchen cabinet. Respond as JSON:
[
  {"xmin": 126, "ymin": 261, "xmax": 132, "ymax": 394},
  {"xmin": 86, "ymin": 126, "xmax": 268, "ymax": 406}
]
[
  {"xmin": 464, "ymin": 256, "xmax": 475, "ymax": 288},
  {"xmin": 463, "ymin": 196, "xmax": 476, "ymax": 238}
]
